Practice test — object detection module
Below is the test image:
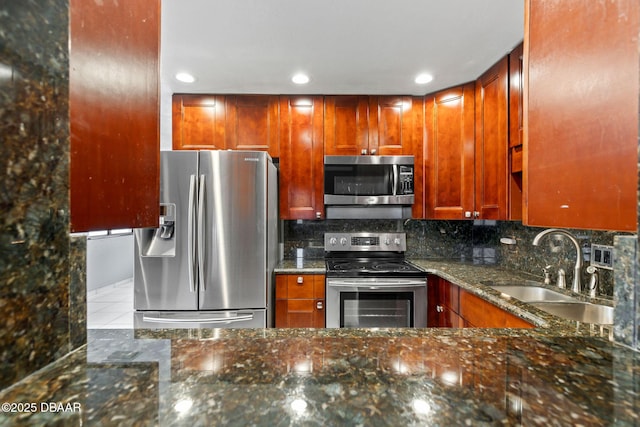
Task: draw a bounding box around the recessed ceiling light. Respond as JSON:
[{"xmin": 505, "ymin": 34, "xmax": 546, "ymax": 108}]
[
  {"xmin": 175, "ymin": 72, "xmax": 195, "ymax": 83},
  {"xmin": 415, "ymin": 73, "xmax": 434, "ymax": 85},
  {"xmin": 291, "ymin": 73, "xmax": 310, "ymax": 85}
]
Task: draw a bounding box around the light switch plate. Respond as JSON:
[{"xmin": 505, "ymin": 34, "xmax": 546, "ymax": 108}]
[{"xmin": 591, "ymin": 244, "xmax": 614, "ymax": 270}]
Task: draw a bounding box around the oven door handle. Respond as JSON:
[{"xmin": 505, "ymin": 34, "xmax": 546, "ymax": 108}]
[{"xmin": 327, "ymin": 279, "xmax": 426, "ymax": 288}]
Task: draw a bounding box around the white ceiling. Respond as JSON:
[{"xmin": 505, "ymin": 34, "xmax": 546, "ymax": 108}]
[{"xmin": 160, "ymin": 0, "xmax": 525, "ymax": 96}]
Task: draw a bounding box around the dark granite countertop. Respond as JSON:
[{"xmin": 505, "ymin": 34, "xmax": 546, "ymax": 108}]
[
  {"xmin": 0, "ymin": 328, "xmax": 638, "ymax": 426},
  {"xmin": 277, "ymin": 258, "xmax": 616, "ymax": 337},
  {"xmin": 1, "ymin": 260, "xmax": 633, "ymax": 426}
]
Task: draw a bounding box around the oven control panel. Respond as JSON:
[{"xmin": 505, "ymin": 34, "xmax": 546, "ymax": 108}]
[{"xmin": 324, "ymin": 232, "xmax": 406, "ymax": 252}]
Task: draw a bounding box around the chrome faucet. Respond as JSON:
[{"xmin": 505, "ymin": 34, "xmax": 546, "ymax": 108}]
[{"xmin": 532, "ymin": 229, "xmax": 583, "ymax": 293}]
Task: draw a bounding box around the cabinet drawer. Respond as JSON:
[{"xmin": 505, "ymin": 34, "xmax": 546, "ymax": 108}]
[{"xmin": 286, "ymin": 275, "xmax": 325, "ymax": 299}]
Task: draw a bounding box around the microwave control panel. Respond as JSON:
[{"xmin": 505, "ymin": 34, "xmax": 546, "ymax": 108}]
[{"xmin": 398, "ymin": 166, "xmax": 414, "ymax": 194}]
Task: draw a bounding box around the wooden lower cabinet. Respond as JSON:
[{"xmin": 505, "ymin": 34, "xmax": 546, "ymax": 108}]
[
  {"xmin": 428, "ymin": 276, "xmax": 533, "ymax": 329},
  {"xmin": 275, "ymin": 274, "xmax": 325, "ymax": 328},
  {"xmin": 428, "ymin": 276, "xmax": 464, "ymax": 328}
]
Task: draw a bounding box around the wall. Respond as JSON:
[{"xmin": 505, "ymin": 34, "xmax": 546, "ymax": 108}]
[
  {"xmin": 87, "ymin": 234, "xmax": 134, "ymax": 292},
  {"xmin": 0, "ymin": 0, "xmax": 85, "ymax": 390}
]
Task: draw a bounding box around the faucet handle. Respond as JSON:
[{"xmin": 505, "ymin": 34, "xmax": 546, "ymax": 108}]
[
  {"xmin": 556, "ymin": 268, "xmax": 566, "ymax": 289},
  {"xmin": 542, "ymin": 265, "xmax": 552, "ymax": 285}
]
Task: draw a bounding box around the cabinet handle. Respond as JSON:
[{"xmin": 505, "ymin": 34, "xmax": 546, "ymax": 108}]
[
  {"xmin": 297, "ymin": 276, "xmax": 304, "ymax": 284},
  {"xmin": 316, "ymin": 301, "xmax": 323, "ymax": 310}
]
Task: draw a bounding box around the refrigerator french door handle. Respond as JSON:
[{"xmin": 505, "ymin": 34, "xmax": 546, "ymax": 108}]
[
  {"xmin": 187, "ymin": 174, "xmax": 197, "ymax": 293},
  {"xmin": 197, "ymin": 174, "xmax": 206, "ymax": 291}
]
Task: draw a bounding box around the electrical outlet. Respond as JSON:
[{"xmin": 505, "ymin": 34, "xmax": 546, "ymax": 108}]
[{"xmin": 591, "ymin": 244, "xmax": 614, "ymax": 270}]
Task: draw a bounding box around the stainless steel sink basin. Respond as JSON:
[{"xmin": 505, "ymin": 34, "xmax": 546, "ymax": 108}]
[
  {"xmin": 488, "ymin": 285, "xmax": 576, "ymax": 302},
  {"xmin": 530, "ymin": 302, "xmax": 614, "ymax": 325}
]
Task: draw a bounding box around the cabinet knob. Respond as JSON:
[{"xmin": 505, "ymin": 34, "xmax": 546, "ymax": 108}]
[
  {"xmin": 316, "ymin": 301, "xmax": 324, "ymax": 310},
  {"xmin": 361, "ymin": 149, "xmax": 368, "ymax": 155},
  {"xmin": 370, "ymin": 149, "xmax": 377, "ymax": 155},
  {"xmin": 315, "ymin": 211, "xmax": 322, "ymax": 219},
  {"xmin": 474, "ymin": 211, "xmax": 480, "ymax": 218},
  {"xmin": 464, "ymin": 211, "xmax": 472, "ymax": 218},
  {"xmin": 436, "ymin": 305, "xmax": 444, "ymax": 313},
  {"xmin": 297, "ymin": 276, "xmax": 304, "ymax": 284}
]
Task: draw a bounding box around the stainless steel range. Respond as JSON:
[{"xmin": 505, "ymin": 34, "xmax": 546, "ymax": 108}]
[{"xmin": 324, "ymin": 232, "xmax": 427, "ymax": 328}]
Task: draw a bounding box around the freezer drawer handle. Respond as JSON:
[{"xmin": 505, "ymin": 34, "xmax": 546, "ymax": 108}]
[{"xmin": 142, "ymin": 314, "xmax": 254, "ymax": 324}]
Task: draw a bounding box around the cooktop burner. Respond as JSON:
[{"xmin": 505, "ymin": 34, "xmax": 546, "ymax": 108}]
[
  {"xmin": 324, "ymin": 232, "xmax": 425, "ymax": 278},
  {"xmin": 325, "ymin": 258, "xmax": 424, "ymax": 277},
  {"xmin": 328, "ymin": 259, "xmax": 420, "ymax": 273}
]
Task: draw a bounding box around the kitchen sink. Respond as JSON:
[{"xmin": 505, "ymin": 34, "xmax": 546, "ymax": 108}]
[
  {"xmin": 530, "ymin": 302, "xmax": 614, "ymax": 325},
  {"xmin": 488, "ymin": 285, "xmax": 576, "ymax": 302}
]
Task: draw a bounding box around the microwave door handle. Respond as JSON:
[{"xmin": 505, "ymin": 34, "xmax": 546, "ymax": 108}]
[{"xmin": 392, "ymin": 164, "xmax": 398, "ymax": 196}]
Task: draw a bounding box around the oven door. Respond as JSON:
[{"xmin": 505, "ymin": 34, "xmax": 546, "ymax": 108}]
[{"xmin": 326, "ymin": 278, "xmax": 427, "ymax": 328}]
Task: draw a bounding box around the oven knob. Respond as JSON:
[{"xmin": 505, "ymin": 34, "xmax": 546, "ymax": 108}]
[
  {"xmin": 329, "ymin": 237, "xmax": 337, "ymax": 246},
  {"xmin": 340, "ymin": 237, "xmax": 348, "ymax": 246},
  {"xmin": 394, "ymin": 238, "xmax": 401, "ymax": 246},
  {"xmin": 384, "ymin": 237, "xmax": 391, "ymax": 246}
]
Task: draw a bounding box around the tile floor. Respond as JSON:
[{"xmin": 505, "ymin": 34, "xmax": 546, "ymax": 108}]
[{"xmin": 87, "ymin": 279, "xmax": 134, "ymax": 329}]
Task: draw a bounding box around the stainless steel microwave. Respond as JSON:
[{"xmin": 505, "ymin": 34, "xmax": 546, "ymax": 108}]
[{"xmin": 324, "ymin": 155, "xmax": 414, "ymax": 218}]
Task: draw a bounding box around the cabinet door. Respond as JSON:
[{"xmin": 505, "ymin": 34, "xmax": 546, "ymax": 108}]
[
  {"xmin": 459, "ymin": 289, "xmax": 533, "ymax": 328},
  {"xmin": 369, "ymin": 96, "xmax": 414, "ymax": 155},
  {"xmin": 225, "ymin": 95, "xmax": 280, "ymax": 157},
  {"xmin": 275, "ymin": 274, "xmax": 325, "ymax": 328},
  {"xmin": 424, "ymin": 83, "xmax": 475, "ymax": 219},
  {"xmin": 475, "ymin": 57, "xmax": 509, "ymax": 220},
  {"xmin": 279, "ymin": 96, "xmax": 324, "ymax": 220},
  {"xmin": 508, "ymin": 43, "xmax": 524, "ymax": 221},
  {"xmin": 524, "ymin": 0, "xmax": 638, "ymax": 231},
  {"xmin": 324, "ymin": 95, "xmax": 369, "ymax": 155},
  {"xmin": 70, "ymin": 0, "xmax": 160, "ymax": 232},
  {"xmin": 172, "ymin": 94, "xmax": 226, "ymax": 150}
]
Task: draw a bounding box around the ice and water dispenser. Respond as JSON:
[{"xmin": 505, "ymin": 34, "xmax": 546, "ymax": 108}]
[{"xmin": 136, "ymin": 203, "xmax": 176, "ymax": 257}]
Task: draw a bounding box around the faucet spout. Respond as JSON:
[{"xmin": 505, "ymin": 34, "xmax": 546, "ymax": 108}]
[{"xmin": 532, "ymin": 228, "xmax": 583, "ymax": 293}]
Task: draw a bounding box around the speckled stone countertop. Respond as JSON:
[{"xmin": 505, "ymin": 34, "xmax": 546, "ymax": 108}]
[
  {"xmin": 277, "ymin": 258, "xmax": 617, "ymax": 337},
  {"xmin": 1, "ymin": 260, "xmax": 635, "ymax": 426},
  {"xmin": 0, "ymin": 328, "xmax": 638, "ymax": 426}
]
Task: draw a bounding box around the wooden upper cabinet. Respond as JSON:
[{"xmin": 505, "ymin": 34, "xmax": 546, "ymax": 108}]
[
  {"xmin": 424, "ymin": 83, "xmax": 476, "ymax": 219},
  {"xmin": 524, "ymin": 0, "xmax": 638, "ymax": 231},
  {"xmin": 509, "ymin": 43, "xmax": 524, "ymax": 151},
  {"xmin": 474, "ymin": 56, "xmax": 509, "ymax": 220},
  {"xmin": 508, "ymin": 42, "xmax": 524, "ymax": 221},
  {"xmin": 70, "ymin": 0, "xmax": 160, "ymax": 232},
  {"xmin": 172, "ymin": 94, "xmax": 226, "ymax": 150},
  {"xmin": 324, "ymin": 95, "xmax": 370, "ymax": 155},
  {"xmin": 369, "ymin": 96, "xmax": 414, "ymax": 155},
  {"xmin": 225, "ymin": 95, "xmax": 280, "ymax": 157},
  {"xmin": 279, "ymin": 96, "xmax": 324, "ymax": 220}
]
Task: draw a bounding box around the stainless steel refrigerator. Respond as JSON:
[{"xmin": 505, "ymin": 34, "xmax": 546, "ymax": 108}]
[{"xmin": 133, "ymin": 150, "xmax": 278, "ymax": 328}]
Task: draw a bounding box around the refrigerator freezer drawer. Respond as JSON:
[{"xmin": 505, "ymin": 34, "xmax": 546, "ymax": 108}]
[{"xmin": 134, "ymin": 310, "xmax": 266, "ymax": 329}]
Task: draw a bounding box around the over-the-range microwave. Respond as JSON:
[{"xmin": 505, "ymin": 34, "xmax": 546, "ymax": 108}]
[{"xmin": 323, "ymin": 155, "xmax": 414, "ymax": 219}]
